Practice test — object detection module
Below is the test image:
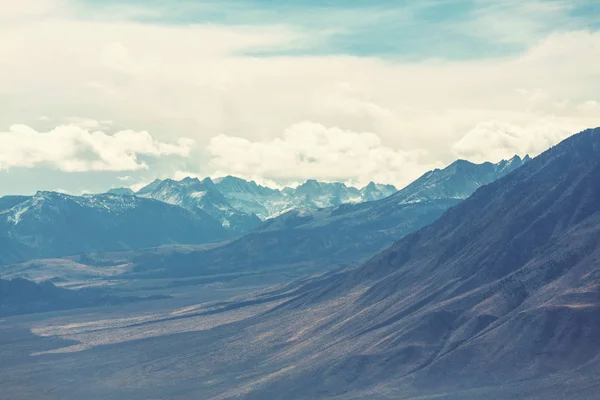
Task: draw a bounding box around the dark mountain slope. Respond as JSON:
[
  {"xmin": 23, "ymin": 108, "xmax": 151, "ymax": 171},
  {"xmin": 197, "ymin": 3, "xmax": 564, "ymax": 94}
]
[
  {"xmin": 0, "ymin": 278, "xmax": 161, "ymax": 317},
  {"xmin": 131, "ymin": 156, "xmax": 526, "ymax": 278},
  {"xmin": 229, "ymin": 127, "xmax": 600, "ymax": 399},
  {"xmin": 0, "ymin": 192, "xmax": 227, "ymax": 265}
]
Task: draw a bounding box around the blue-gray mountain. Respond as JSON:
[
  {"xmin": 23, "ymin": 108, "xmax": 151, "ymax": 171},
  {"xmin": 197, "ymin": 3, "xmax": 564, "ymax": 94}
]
[
  {"xmin": 131, "ymin": 155, "xmax": 529, "ymax": 278},
  {"xmin": 136, "ymin": 177, "xmax": 263, "ymax": 234},
  {"xmin": 0, "ymin": 192, "xmax": 227, "ymax": 265},
  {"xmin": 0, "ymin": 177, "xmax": 398, "ymax": 266},
  {"xmin": 0, "ymin": 156, "xmax": 524, "ymax": 269},
  {"xmin": 215, "ymin": 177, "xmax": 396, "ymax": 219},
  {"xmin": 134, "ymin": 176, "xmax": 398, "ymax": 230}
]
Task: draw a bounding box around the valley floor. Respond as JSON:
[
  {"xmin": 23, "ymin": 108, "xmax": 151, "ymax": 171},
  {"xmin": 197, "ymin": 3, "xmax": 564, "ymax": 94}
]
[{"xmin": 1, "ymin": 276, "xmax": 599, "ymax": 400}]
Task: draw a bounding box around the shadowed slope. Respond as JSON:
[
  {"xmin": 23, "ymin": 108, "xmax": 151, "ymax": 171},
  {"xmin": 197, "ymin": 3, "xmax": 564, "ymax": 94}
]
[
  {"xmin": 0, "ymin": 278, "xmax": 163, "ymax": 317},
  {"xmin": 0, "ymin": 192, "xmax": 227, "ymax": 265}
]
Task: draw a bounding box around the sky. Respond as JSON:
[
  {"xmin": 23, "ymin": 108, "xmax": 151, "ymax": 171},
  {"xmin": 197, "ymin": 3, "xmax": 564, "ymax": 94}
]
[{"xmin": 0, "ymin": 0, "xmax": 599, "ymax": 195}]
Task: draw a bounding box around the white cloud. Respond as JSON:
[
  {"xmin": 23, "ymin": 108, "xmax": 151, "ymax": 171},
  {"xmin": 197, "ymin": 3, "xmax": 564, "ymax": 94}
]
[
  {"xmin": 0, "ymin": 124, "xmax": 194, "ymax": 172},
  {"xmin": 0, "ymin": 0, "xmax": 61, "ymax": 20},
  {"xmin": 463, "ymin": 0, "xmax": 578, "ymax": 46},
  {"xmin": 579, "ymin": 100, "xmax": 600, "ymax": 112},
  {"xmin": 0, "ymin": 0, "xmax": 598, "ymax": 191},
  {"xmin": 207, "ymin": 122, "xmax": 443, "ymax": 188},
  {"xmin": 451, "ymin": 119, "xmax": 585, "ymax": 163},
  {"xmin": 63, "ymin": 117, "xmax": 113, "ymax": 130}
]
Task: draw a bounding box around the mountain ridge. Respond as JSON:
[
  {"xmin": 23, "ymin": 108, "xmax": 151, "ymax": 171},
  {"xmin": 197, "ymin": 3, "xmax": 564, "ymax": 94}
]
[
  {"xmin": 136, "ymin": 176, "xmax": 262, "ymax": 234},
  {"xmin": 129, "ymin": 155, "xmax": 528, "ymax": 278},
  {"xmin": 0, "ymin": 155, "xmax": 526, "ymax": 268},
  {"xmin": 137, "ymin": 176, "xmax": 399, "ymax": 223},
  {"xmin": 0, "ymin": 191, "xmax": 228, "ymax": 265}
]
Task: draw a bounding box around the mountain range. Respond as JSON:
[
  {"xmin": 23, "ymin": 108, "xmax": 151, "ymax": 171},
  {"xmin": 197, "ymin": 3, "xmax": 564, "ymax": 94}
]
[
  {"xmin": 0, "ymin": 192, "xmax": 227, "ymax": 265},
  {"xmin": 134, "ymin": 176, "xmax": 397, "ymax": 229},
  {"xmin": 129, "ymin": 155, "xmax": 529, "ymax": 278},
  {"xmin": 0, "ymin": 157, "xmax": 525, "ymax": 267},
  {"xmin": 136, "ymin": 177, "xmax": 263, "ymax": 234}
]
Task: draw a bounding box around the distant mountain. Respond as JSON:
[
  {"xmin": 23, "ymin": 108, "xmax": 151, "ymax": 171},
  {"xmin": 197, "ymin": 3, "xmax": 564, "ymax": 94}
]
[
  {"xmin": 130, "ymin": 156, "xmax": 527, "ymax": 278},
  {"xmin": 0, "ymin": 156, "xmax": 524, "ymax": 268},
  {"xmin": 213, "ymin": 176, "xmax": 295, "ymax": 220},
  {"xmin": 291, "ymin": 179, "xmax": 362, "ymax": 207},
  {"xmin": 220, "ymin": 128, "xmax": 600, "ymax": 399},
  {"xmin": 0, "ymin": 278, "xmax": 165, "ymax": 317},
  {"xmin": 359, "ymin": 181, "xmax": 397, "ymax": 202},
  {"xmin": 0, "ymin": 191, "xmax": 227, "ymax": 265},
  {"xmin": 136, "ymin": 176, "xmax": 397, "ymax": 229},
  {"xmin": 136, "ymin": 177, "xmax": 262, "ymax": 234},
  {"xmin": 106, "ymin": 187, "xmax": 135, "ymax": 195},
  {"xmin": 270, "ymin": 179, "xmax": 397, "ymax": 217},
  {"xmin": 394, "ymin": 154, "xmax": 531, "ymax": 204}
]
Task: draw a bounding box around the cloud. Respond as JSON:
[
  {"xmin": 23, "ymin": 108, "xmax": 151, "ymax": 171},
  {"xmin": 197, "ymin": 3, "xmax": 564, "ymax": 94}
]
[
  {"xmin": 0, "ymin": 124, "xmax": 194, "ymax": 172},
  {"xmin": 0, "ymin": 0, "xmax": 61, "ymax": 20},
  {"xmin": 0, "ymin": 0, "xmax": 599, "ymax": 194},
  {"xmin": 452, "ymin": 119, "xmax": 585, "ymax": 163},
  {"xmin": 578, "ymin": 100, "xmax": 600, "ymax": 111},
  {"xmin": 207, "ymin": 122, "xmax": 443, "ymax": 188},
  {"xmin": 63, "ymin": 117, "xmax": 114, "ymax": 130},
  {"xmin": 460, "ymin": 0, "xmax": 580, "ymax": 46}
]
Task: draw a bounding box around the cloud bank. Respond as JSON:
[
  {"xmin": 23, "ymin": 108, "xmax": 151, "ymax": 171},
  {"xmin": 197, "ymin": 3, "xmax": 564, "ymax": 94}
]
[
  {"xmin": 0, "ymin": 0, "xmax": 598, "ymax": 194},
  {"xmin": 207, "ymin": 122, "xmax": 442, "ymax": 188},
  {"xmin": 452, "ymin": 119, "xmax": 586, "ymax": 163},
  {"xmin": 0, "ymin": 124, "xmax": 194, "ymax": 172}
]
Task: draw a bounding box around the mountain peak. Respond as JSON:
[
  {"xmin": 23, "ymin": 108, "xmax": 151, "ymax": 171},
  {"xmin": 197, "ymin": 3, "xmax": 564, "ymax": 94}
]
[
  {"xmin": 448, "ymin": 159, "xmax": 477, "ymax": 170},
  {"xmin": 33, "ymin": 190, "xmax": 64, "ymax": 199},
  {"xmin": 302, "ymin": 179, "xmax": 320, "ymax": 186},
  {"xmin": 180, "ymin": 176, "xmax": 201, "ymax": 185},
  {"xmin": 216, "ymin": 175, "xmax": 249, "ymax": 184},
  {"xmin": 364, "ymin": 181, "xmax": 377, "ymax": 189},
  {"xmin": 106, "ymin": 187, "xmax": 135, "ymax": 196},
  {"xmin": 508, "ymin": 154, "xmax": 522, "ymax": 162}
]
